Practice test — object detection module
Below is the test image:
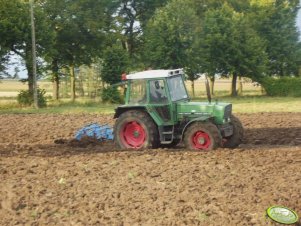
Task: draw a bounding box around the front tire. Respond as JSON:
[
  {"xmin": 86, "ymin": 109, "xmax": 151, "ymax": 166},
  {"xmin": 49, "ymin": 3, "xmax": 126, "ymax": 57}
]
[
  {"xmin": 223, "ymin": 115, "xmax": 244, "ymax": 148},
  {"xmin": 114, "ymin": 110, "xmax": 159, "ymax": 149},
  {"xmin": 184, "ymin": 122, "xmax": 221, "ymax": 151}
]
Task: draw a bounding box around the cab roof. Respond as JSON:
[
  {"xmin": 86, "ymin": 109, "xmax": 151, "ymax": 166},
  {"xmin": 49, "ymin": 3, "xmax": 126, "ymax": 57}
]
[{"xmin": 126, "ymin": 69, "xmax": 184, "ymax": 80}]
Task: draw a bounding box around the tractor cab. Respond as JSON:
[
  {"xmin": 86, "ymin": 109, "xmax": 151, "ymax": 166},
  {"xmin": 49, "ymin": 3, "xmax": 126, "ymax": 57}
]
[
  {"xmin": 114, "ymin": 69, "xmax": 244, "ymax": 150},
  {"xmin": 121, "ymin": 69, "xmax": 188, "ymax": 125}
]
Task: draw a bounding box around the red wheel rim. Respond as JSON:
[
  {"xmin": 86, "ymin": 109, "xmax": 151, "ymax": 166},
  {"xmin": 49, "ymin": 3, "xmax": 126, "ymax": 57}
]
[
  {"xmin": 191, "ymin": 131, "xmax": 211, "ymax": 150},
  {"xmin": 120, "ymin": 121, "xmax": 146, "ymax": 148}
]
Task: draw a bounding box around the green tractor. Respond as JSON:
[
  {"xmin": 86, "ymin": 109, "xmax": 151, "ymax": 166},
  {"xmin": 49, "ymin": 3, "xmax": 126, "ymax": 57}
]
[{"xmin": 113, "ymin": 69, "xmax": 244, "ymax": 150}]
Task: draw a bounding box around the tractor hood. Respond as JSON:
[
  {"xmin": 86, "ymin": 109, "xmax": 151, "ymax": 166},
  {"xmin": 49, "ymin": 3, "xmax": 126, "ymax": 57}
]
[{"xmin": 176, "ymin": 101, "xmax": 232, "ymax": 124}]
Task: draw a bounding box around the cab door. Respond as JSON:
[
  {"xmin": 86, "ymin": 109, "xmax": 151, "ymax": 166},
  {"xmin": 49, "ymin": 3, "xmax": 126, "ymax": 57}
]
[{"xmin": 148, "ymin": 79, "xmax": 173, "ymax": 125}]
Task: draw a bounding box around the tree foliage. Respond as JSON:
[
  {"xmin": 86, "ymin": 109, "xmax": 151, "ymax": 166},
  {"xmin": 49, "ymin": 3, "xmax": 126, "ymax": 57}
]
[
  {"xmin": 41, "ymin": 0, "xmax": 109, "ymax": 100},
  {"xmin": 196, "ymin": 3, "xmax": 268, "ymax": 96},
  {"xmin": 101, "ymin": 45, "xmax": 129, "ymax": 85},
  {"xmin": 144, "ymin": 0, "xmax": 200, "ymax": 69},
  {"xmin": 261, "ymin": 76, "xmax": 301, "ymax": 97},
  {"xmin": 0, "ymin": 0, "xmax": 300, "ymax": 99},
  {"xmin": 105, "ymin": 0, "xmax": 168, "ymax": 57},
  {"xmin": 0, "ymin": 0, "xmax": 54, "ymax": 91},
  {"xmin": 250, "ymin": 0, "xmax": 301, "ymax": 76}
]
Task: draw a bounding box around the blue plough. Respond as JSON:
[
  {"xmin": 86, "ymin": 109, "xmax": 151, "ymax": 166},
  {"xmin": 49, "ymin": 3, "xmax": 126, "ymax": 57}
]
[{"xmin": 75, "ymin": 123, "xmax": 114, "ymax": 141}]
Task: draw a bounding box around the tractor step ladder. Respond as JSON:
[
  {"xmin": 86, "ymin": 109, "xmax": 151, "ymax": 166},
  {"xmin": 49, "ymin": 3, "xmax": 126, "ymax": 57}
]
[{"xmin": 160, "ymin": 126, "xmax": 174, "ymax": 144}]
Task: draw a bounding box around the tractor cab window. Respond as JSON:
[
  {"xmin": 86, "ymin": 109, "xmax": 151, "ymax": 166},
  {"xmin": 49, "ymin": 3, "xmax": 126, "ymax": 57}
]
[
  {"xmin": 167, "ymin": 75, "xmax": 188, "ymax": 101},
  {"xmin": 149, "ymin": 80, "xmax": 168, "ymax": 104},
  {"xmin": 129, "ymin": 80, "xmax": 147, "ymax": 104}
]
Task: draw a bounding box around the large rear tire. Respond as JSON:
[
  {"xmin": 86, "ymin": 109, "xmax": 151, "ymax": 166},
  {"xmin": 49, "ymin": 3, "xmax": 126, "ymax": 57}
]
[
  {"xmin": 114, "ymin": 110, "xmax": 159, "ymax": 149},
  {"xmin": 223, "ymin": 115, "xmax": 244, "ymax": 148},
  {"xmin": 184, "ymin": 122, "xmax": 221, "ymax": 151}
]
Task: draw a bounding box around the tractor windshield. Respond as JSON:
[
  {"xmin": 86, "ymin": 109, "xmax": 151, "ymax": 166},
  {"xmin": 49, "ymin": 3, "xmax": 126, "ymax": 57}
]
[{"xmin": 167, "ymin": 75, "xmax": 188, "ymax": 101}]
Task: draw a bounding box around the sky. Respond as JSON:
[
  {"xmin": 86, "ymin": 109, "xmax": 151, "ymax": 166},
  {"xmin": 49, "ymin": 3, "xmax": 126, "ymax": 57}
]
[{"xmin": 5, "ymin": 6, "xmax": 301, "ymax": 79}]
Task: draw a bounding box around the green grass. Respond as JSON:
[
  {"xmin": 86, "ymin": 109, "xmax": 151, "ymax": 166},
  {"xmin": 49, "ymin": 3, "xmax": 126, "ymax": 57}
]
[
  {"xmin": 0, "ymin": 96, "xmax": 300, "ymax": 114},
  {"xmin": 0, "ymin": 99, "xmax": 118, "ymax": 114}
]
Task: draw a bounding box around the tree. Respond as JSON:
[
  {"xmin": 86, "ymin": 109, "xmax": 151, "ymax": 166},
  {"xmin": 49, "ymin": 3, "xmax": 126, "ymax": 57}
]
[
  {"xmin": 13, "ymin": 67, "xmax": 20, "ymax": 79},
  {"xmin": 188, "ymin": 0, "xmax": 252, "ymax": 96},
  {"xmin": 198, "ymin": 3, "xmax": 267, "ymax": 96},
  {"xmin": 250, "ymin": 0, "xmax": 301, "ymax": 76},
  {"xmin": 100, "ymin": 45, "xmax": 129, "ymax": 104},
  {"xmin": 0, "ymin": 52, "xmax": 9, "ymax": 78},
  {"xmin": 197, "ymin": 4, "xmax": 234, "ymax": 95},
  {"xmin": 185, "ymin": 65, "xmax": 200, "ymax": 98},
  {"xmin": 0, "ymin": 0, "xmax": 54, "ymax": 92},
  {"xmin": 229, "ymin": 17, "xmax": 267, "ymax": 96},
  {"xmin": 101, "ymin": 45, "xmax": 129, "ymax": 85},
  {"xmin": 0, "ymin": 37, "xmax": 10, "ymax": 76},
  {"xmin": 144, "ymin": 0, "xmax": 201, "ymax": 70},
  {"xmin": 101, "ymin": 0, "xmax": 169, "ymax": 73},
  {"xmin": 41, "ymin": 0, "xmax": 108, "ymax": 101}
]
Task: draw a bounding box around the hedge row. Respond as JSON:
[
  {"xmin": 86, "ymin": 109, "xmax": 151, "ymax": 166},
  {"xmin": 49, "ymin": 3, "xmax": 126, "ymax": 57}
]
[{"xmin": 261, "ymin": 77, "xmax": 301, "ymax": 97}]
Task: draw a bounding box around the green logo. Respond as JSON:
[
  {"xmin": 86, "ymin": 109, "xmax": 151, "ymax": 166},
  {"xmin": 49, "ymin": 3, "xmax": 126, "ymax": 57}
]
[{"xmin": 267, "ymin": 206, "xmax": 299, "ymax": 224}]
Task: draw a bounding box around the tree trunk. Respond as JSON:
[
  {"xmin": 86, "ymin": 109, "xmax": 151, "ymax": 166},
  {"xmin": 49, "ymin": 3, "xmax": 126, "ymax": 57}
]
[
  {"xmin": 238, "ymin": 76, "xmax": 243, "ymax": 96},
  {"xmin": 70, "ymin": 64, "xmax": 76, "ymax": 101},
  {"xmin": 261, "ymin": 86, "xmax": 266, "ymax": 95},
  {"xmin": 25, "ymin": 47, "xmax": 34, "ymax": 93},
  {"xmin": 52, "ymin": 59, "xmax": 59, "ymax": 100},
  {"xmin": 191, "ymin": 80, "xmax": 195, "ymax": 98},
  {"xmin": 78, "ymin": 74, "xmax": 85, "ymax": 97},
  {"xmin": 231, "ymin": 73, "xmax": 238, "ymax": 97},
  {"xmin": 53, "ymin": 75, "xmax": 59, "ymax": 100},
  {"xmin": 26, "ymin": 63, "xmax": 34, "ymax": 93},
  {"xmin": 209, "ymin": 76, "xmax": 215, "ymax": 96}
]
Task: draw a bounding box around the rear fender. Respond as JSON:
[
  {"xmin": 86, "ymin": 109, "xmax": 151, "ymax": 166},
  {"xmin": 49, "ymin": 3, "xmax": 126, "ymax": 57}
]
[
  {"xmin": 180, "ymin": 116, "xmax": 213, "ymax": 141},
  {"xmin": 114, "ymin": 106, "xmax": 146, "ymax": 119},
  {"xmin": 114, "ymin": 106, "xmax": 163, "ymax": 126}
]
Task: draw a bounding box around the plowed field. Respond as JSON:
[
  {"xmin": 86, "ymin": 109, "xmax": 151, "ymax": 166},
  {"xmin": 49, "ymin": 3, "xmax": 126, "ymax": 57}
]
[{"xmin": 0, "ymin": 113, "xmax": 301, "ymax": 225}]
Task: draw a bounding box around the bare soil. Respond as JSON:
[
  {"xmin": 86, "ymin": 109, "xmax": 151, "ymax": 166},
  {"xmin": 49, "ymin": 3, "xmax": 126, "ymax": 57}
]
[{"xmin": 0, "ymin": 113, "xmax": 300, "ymax": 225}]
